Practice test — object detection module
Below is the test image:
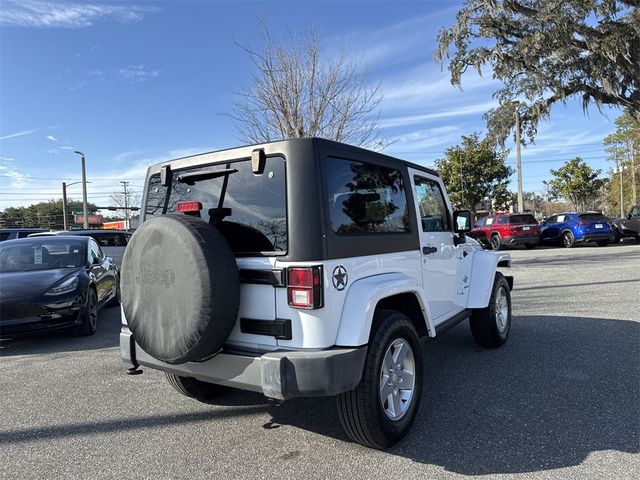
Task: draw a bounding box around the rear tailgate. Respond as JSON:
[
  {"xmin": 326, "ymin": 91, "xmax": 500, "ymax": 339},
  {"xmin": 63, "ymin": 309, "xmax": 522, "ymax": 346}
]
[{"xmin": 225, "ymin": 257, "xmax": 279, "ymax": 350}]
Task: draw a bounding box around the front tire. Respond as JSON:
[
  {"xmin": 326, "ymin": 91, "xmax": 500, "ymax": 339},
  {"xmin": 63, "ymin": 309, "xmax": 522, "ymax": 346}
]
[
  {"xmin": 336, "ymin": 310, "xmax": 423, "ymax": 449},
  {"xmin": 73, "ymin": 288, "xmax": 98, "ymax": 336},
  {"xmin": 469, "ymin": 273, "xmax": 511, "ymax": 348},
  {"xmin": 165, "ymin": 373, "xmax": 231, "ymax": 402},
  {"xmin": 611, "ymin": 229, "xmax": 621, "ymax": 244}
]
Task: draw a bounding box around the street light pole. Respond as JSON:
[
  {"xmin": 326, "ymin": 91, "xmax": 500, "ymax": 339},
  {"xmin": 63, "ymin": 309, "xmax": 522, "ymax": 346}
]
[
  {"xmin": 74, "ymin": 151, "xmax": 89, "ymax": 229},
  {"xmin": 62, "ymin": 182, "xmax": 69, "ymax": 230}
]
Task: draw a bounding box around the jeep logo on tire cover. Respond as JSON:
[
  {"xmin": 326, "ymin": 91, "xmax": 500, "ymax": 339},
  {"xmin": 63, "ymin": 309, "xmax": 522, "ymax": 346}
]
[
  {"xmin": 332, "ymin": 265, "xmax": 348, "ymax": 291},
  {"xmin": 135, "ymin": 267, "xmax": 176, "ymax": 288}
]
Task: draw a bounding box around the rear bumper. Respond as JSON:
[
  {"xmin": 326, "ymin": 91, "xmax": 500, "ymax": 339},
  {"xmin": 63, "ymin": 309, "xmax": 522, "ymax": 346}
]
[
  {"xmin": 576, "ymin": 233, "xmax": 611, "ymax": 243},
  {"xmin": 502, "ymin": 234, "xmax": 540, "ymax": 246},
  {"xmin": 120, "ymin": 327, "xmax": 367, "ymax": 401}
]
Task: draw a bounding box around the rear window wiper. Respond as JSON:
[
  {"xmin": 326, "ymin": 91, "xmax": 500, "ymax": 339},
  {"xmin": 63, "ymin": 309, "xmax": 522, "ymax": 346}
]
[{"xmin": 177, "ymin": 168, "xmax": 238, "ymax": 185}]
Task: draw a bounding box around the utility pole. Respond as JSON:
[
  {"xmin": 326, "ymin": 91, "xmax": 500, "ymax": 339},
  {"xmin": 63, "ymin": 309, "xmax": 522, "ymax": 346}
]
[
  {"xmin": 515, "ymin": 107, "xmax": 524, "ymax": 213},
  {"xmin": 120, "ymin": 181, "xmax": 130, "ymax": 231},
  {"xmin": 62, "ymin": 182, "xmax": 69, "ymax": 230},
  {"xmin": 74, "ymin": 151, "xmax": 89, "ymax": 229},
  {"xmin": 617, "ymin": 157, "xmax": 625, "ymax": 218},
  {"xmin": 630, "ymin": 139, "xmax": 637, "ymax": 205}
]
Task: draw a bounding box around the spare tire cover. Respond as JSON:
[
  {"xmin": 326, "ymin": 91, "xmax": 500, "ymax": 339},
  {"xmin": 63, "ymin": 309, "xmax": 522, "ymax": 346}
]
[{"xmin": 121, "ymin": 215, "xmax": 240, "ymax": 364}]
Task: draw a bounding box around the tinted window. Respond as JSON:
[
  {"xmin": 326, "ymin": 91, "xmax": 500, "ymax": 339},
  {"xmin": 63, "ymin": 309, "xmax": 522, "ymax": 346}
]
[
  {"xmin": 0, "ymin": 240, "xmax": 86, "ymax": 272},
  {"xmin": 414, "ymin": 176, "xmax": 450, "ymax": 232},
  {"xmin": 631, "ymin": 206, "xmax": 640, "ymax": 217},
  {"xmin": 509, "ymin": 215, "xmax": 537, "ymax": 224},
  {"xmin": 497, "ymin": 216, "xmax": 509, "ymax": 224},
  {"xmin": 89, "ymin": 233, "xmax": 130, "ymax": 247},
  {"xmin": 579, "ymin": 213, "xmax": 608, "ymax": 222},
  {"xmin": 145, "ymin": 157, "xmax": 287, "ymax": 255},
  {"xmin": 0, "ymin": 233, "xmax": 10, "ymax": 242},
  {"xmin": 326, "ymin": 158, "xmax": 410, "ymax": 234}
]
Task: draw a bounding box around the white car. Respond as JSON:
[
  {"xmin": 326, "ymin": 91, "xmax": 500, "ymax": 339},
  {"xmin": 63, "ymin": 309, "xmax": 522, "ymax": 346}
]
[{"xmin": 119, "ymin": 138, "xmax": 513, "ymax": 449}]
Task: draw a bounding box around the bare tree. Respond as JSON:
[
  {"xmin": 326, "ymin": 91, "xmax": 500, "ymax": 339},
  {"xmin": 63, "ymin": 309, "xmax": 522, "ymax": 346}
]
[
  {"xmin": 109, "ymin": 189, "xmax": 141, "ymax": 221},
  {"xmin": 226, "ymin": 23, "xmax": 386, "ymax": 149}
]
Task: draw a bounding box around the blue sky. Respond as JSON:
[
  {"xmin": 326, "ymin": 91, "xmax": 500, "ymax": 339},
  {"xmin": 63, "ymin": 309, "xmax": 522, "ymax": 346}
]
[{"xmin": 0, "ymin": 0, "xmax": 622, "ymax": 212}]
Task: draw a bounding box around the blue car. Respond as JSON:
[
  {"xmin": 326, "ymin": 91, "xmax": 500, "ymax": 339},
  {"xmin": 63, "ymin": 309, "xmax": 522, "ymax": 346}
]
[{"xmin": 540, "ymin": 212, "xmax": 612, "ymax": 248}]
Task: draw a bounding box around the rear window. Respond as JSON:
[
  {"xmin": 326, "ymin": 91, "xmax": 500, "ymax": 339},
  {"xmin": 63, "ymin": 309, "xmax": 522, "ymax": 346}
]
[
  {"xmin": 325, "ymin": 158, "xmax": 410, "ymax": 234},
  {"xmin": 579, "ymin": 213, "xmax": 609, "ymax": 222},
  {"xmin": 509, "ymin": 215, "xmax": 537, "ymax": 224},
  {"xmin": 88, "ymin": 233, "xmax": 130, "ymax": 247},
  {"xmin": 145, "ymin": 156, "xmax": 287, "ymax": 255}
]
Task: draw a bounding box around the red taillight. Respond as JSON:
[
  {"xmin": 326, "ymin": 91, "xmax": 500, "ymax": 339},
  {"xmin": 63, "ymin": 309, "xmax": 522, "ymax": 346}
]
[
  {"xmin": 287, "ymin": 266, "xmax": 323, "ymax": 309},
  {"xmin": 576, "ymin": 221, "xmax": 587, "ymax": 226},
  {"xmin": 176, "ymin": 201, "xmax": 203, "ymax": 213}
]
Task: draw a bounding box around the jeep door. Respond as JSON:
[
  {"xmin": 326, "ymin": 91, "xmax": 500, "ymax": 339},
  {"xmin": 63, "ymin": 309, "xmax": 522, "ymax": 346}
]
[{"xmin": 409, "ymin": 169, "xmax": 468, "ymax": 322}]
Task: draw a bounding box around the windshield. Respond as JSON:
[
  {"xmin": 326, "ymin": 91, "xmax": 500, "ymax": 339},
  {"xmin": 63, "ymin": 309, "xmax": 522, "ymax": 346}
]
[
  {"xmin": 145, "ymin": 156, "xmax": 287, "ymax": 255},
  {"xmin": 0, "ymin": 239, "xmax": 86, "ymax": 272}
]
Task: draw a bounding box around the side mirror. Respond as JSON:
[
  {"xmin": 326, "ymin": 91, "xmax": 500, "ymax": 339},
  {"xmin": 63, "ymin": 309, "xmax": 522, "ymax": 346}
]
[
  {"xmin": 628, "ymin": 212, "xmax": 633, "ymax": 219},
  {"xmin": 106, "ymin": 257, "xmax": 114, "ymax": 264},
  {"xmin": 453, "ymin": 210, "xmax": 472, "ymax": 233}
]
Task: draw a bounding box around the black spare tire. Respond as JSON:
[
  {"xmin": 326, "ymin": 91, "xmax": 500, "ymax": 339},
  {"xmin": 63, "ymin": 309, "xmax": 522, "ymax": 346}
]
[{"xmin": 120, "ymin": 215, "xmax": 240, "ymax": 364}]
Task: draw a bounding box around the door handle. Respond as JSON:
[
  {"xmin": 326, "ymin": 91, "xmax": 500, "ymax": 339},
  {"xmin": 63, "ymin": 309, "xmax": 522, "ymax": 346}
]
[{"xmin": 422, "ymin": 246, "xmax": 438, "ymax": 255}]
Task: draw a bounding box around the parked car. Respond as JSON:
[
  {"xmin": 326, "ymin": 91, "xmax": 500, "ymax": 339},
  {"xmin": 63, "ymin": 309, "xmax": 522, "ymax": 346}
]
[
  {"xmin": 0, "ymin": 228, "xmax": 47, "ymax": 242},
  {"xmin": 0, "ymin": 236, "xmax": 119, "ymax": 338},
  {"xmin": 611, "ymin": 205, "xmax": 640, "ymax": 243},
  {"xmin": 119, "ymin": 137, "xmax": 514, "ymax": 449},
  {"xmin": 29, "ymin": 230, "xmax": 131, "ymax": 267},
  {"xmin": 540, "ymin": 212, "xmax": 612, "ymax": 247},
  {"xmin": 469, "ymin": 212, "xmax": 540, "ymax": 250}
]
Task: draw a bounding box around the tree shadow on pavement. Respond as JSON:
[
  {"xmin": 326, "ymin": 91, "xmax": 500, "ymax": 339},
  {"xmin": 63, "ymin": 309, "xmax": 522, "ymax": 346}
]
[
  {"xmin": 267, "ymin": 315, "xmax": 640, "ymax": 475},
  {"xmin": 0, "ymin": 305, "xmax": 121, "ymax": 357}
]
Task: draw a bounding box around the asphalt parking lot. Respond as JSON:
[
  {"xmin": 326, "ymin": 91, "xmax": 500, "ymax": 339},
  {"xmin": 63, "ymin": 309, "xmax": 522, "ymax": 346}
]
[{"xmin": 1, "ymin": 243, "xmax": 639, "ymax": 480}]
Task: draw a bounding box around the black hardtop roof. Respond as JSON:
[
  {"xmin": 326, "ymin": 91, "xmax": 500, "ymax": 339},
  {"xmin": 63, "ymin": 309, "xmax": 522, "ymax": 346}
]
[
  {"xmin": 0, "ymin": 227, "xmax": 47, "ymax": 232},
  {"xmin": 1, "ymin": 235, "xmax": 90, "ymax": 244},
  {"xmin": 148, "ymin": 137, "xmax": 440, "ymax": 178}
]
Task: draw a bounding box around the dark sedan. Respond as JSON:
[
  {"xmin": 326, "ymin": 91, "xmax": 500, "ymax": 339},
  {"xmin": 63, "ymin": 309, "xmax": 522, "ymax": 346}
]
[{"xmin": 0, "ymin": 236, "xmax": 119, "ymax": 338}]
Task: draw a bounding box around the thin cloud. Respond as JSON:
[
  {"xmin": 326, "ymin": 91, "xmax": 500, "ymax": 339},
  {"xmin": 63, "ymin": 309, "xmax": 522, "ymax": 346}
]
[
  {"xmin": 0, "ymin": 128, "xmax": 40, "ymax": 141},
  {"xmin": 116, "ymin": 64, "xmax": 161, "ymax": 84},
  {"xmin": 380, "ymin": 101, "xmax": 498, "ymax": 129},
  {"xmin": 46, "ymin": 135, "xmax": 59, "ymax": 142},
  {"xmin": 0, "ymin": 0, "xmax": 156, "ymax": 28}
]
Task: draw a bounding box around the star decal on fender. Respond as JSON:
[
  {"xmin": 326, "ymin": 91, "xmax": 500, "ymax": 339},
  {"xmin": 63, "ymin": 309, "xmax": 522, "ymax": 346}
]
[{"xmin": 332, "ymin": 265, "xmax": 348, "ymax": 291}]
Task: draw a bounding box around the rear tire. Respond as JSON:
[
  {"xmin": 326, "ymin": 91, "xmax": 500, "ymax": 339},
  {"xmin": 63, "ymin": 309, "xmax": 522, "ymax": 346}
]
[
  {"xmin": 336, "ymin": 310, "xmax": 423, "ymax": 449},
  {"xmin": 596, "ymin": 240, "xmax": 609, "ymax": 247},
  {"xmin": 562, "ymin": 231, "xmax": 575, "ymax": 248},
  {"xmin": 107, "ymin": 281, "xmax": 120, "ymax": 307},
  {"xmin": 469, "ymin": 273, "xmax": 511, "ymax": 348},
  {"xmin": 165, "ymin": 373, "xmax": 231, "ymax": 402},
  {"xmin": 490, "ymin": 234, "xmax": 502, "ymax": 251}
]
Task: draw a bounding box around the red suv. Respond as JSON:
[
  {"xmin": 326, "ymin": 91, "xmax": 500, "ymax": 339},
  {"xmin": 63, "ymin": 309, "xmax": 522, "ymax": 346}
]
[{"xmin": 469, "ymin": 213, "xmax": 540, "ymax": 250}]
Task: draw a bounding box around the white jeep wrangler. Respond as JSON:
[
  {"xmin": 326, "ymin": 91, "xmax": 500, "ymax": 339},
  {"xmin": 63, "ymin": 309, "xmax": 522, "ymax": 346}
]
[{"xmin": 120, "ymin": 138, "xmax": 513, "ymax": 449}]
